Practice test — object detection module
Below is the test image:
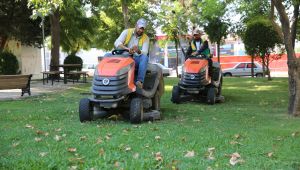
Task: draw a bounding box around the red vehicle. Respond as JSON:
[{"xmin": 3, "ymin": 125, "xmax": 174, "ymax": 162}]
[
  {"xmin": 79, "ymin": 50, "xmax": 164, "ymax": 123},
  {"xmin": 171, "ymin": 54, "xmax": 224, "ymax": 104}
]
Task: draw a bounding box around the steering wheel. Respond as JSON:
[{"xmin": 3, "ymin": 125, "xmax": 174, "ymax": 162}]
[{"xmin": 112, "ymin": 49, "xmax": 129, "ymax": 55}]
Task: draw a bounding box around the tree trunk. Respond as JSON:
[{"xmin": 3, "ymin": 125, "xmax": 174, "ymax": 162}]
[
  {"xmin": 217, "ymin": 42, "xmax": 220, "ymax": 63},
  {"xmin": 173, "ymin": 31, "xmax": 179, "ymax": 77},
  {"xmin": 273, "ymin": 0, "xmax": 300, "ymax": 116},
  {"xmin": 50, "ymin": 10, "xmax": 60, "ymax": 71},
  {"xmin": 291, "ymin": 2, "xmax": 299, "ymax": 48},
  {"xmin": 0, "ymin": 35, "xmax": 8, "ymax": 51},
  {"xmin": 121, "ymin": 1, "xmax": 129, "ymax": 29},
  {"xmin": 251, "ymin": 56, "xmax": 254, "ymax": 77},
  {"xmin": 266, "ymin": 54, "xmax": 272, "ymax": 80}
]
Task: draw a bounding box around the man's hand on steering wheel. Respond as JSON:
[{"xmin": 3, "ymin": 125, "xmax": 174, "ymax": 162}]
[{"xmin": 132, "ymin": 45, "xmax": 141, "ymax": 54}]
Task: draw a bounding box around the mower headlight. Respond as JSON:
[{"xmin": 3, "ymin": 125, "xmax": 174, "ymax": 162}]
[{"xmin": 117, "ymin": 65, "xmax": 131, "ymax": 75}]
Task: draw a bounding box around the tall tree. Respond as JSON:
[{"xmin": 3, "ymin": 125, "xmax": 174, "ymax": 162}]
[
  {"xmin": 242, "ymin": 17, "xmax": 283, "ymax": 80},
  {"xmin": 0, "ymin": 0, "xmax": 49, "ymax": 51},
  {"xmin": 272, "ymin": 0, "xmax": 300, "ymax": 116},
  {"xmin": 29, "ymin": 0, "xmax": 63, "ymax": 71}
]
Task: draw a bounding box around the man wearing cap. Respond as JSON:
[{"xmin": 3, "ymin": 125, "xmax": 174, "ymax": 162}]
[
  {"xmin": 113, "ymin": 18, "xmax": 150, "ymax": 89},
  {"xmin": 186, "ymin": 29, "xmax": 210, "ymax": 60}
]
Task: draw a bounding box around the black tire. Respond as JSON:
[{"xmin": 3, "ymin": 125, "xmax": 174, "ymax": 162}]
[
  {"xmin": 223, "ymin": 73, "xmax": 232, "ymax": 77},
  {"xmin": 207, "ymin": 88, "xmax": 216, "ymax": 105},
  {"xmin": 79, "ymin": 98, "xmax": 93, "ymax": 122},
  {"xmin": 171, "ymin": 86, "xmax": 181, "ymax": 104},
  {"xmin": 256, "ymin": 73, "xmax": 263, "ymax": 77},
  {"xmin": 152, "ymin": 90, "xmax": 160, "ymax": 111},
  {"xmin": 130, "ymin": 98, "xmax": 143, "ymax": 124}
]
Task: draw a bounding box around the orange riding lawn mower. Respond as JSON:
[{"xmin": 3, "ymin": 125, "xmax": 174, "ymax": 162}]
[
  {"xmin": 79, "ymin": 49, "xmax": 164, "ymax": 124},
  {"xmin": 171, "ymin": 54, "xmax": 225, "ymax": 104}
]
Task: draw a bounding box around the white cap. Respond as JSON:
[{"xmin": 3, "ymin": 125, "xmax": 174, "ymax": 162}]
[{"xmin": 136, "ymin": 18, "xmax": 147, "ymax": 29}]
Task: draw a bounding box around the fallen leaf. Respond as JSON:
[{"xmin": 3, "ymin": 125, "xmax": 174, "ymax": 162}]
[
  {"xmin": 133, "ymin": 153, "xmax": 139, "ymax": 159},
  {"xmin": 99, "ymin": 148, "xmax": 105, "ymax": 156},
  {"xmin": 25, "ymin": 124, "xmax": 34, "ymax": 129},
  {"xmin": 184, "ymin": 151, "xmax": 195, "ymax": 158},
  {"xmin": 193, "ymin": 119, "xmax": 201, "ymax": 122},
  {"xmin": 155, "ymin": 152, "xmax": 163, "ymax": 161},
  {"xmin": 292, "ymin": 131, "xmax": 299, "ymax": 137},
  {"xmin": 206, "ymin": 166, "xmax": 213, "ymax": 170},
  {"xmin": 234, "ymin": 134, "xmax": 241, "ymax": 139},
  {"xmin": 44, "ymin": 132, "xmax": 49, "ymax": 137},
  {"xmin": 96, "ymin": 137, "xmax": 103, "ymax": 144},
  {"xmin": 206, "ymin": 147, "xmax": 215, "ymax": 160},
  {"xmin": 229, "ymin": 152, "xmax": 244, "ymax": 166},
  {"xmin": 55, "ymin": 128, "xmax": 61, "ymax": 132},
  {"xmin": 230, "ymin": 141, "xmax": 240, "ymax": 145},
  {"xmin": 35, "ymin": 137, "xmax": 42, "ymax": 142},
  {"xmin": 39, "ymin": 152, "xmax": 48, "ymax": 157},
  {"xmin": 155, "ymin": 136, "xmax": 161, "ymax": 140},
  {"xmin": 54, "ymin": 135, "xmax": 62, "ymax": 141},
  {"xmin": 114, "ymin": 161, "xmax": 120, "ymax": 168},
  {"xmin": 12, "ymin": 142, "xmax": 20, "ymax": 147},
  {"xmin": 123, "ymin": 128, "xmax": 130, "ymax": 133},
  {"xmin": 62, "ymin": 134, "xmax": 67, "ymax": 137},
  {"xmin": 68, "ymin": 157, "xmax": 84, "ymax": 164},
  {"xmin": 105, "ymin": 135, "xmax": 111, "ymax": 140},
  {"xmin": 125, "ymin": 146, "xmax": 131, "ymax": 151},
  {"xmin": 80, "ymin": 136, "xmax": 87, "ymax": 141},
  {"xmin": 133, "ymin": 125, "xmax": 141, "ymax": 128},
  {"xmin": 69, "ymin": 166, "xmax": 77, "ymax": 170},
  {"xmin": 67, "ymin": 148, "xmax": 77, "ymax": 152},
  {"xmin": 267, "ymin": 152, "xmax": 273, "ymax": 158},
  {"xmin": 145, "ymin": 144, "xmax": 149, "ymax": 148},
  {"xmin": 181, "ymin": 137, "xmax": 186, "ymax": 142},
  {"xmin": 35, "ymin": 130, "xmax": 45, "ymax": 135},
  {"xmin": 212, "ymin": 117, "xmax": 217, "ymax": 120}
]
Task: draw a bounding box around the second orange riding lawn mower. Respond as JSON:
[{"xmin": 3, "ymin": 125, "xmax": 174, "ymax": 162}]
[
  {"xmin": 171, "ymin": 54, "xmax": 225, "ymax": 105},
  {"xmin": 79, "ymin": 49, "xmax": 164, "ymax": 124}
]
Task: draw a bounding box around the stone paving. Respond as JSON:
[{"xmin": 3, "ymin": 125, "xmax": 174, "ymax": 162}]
[{"xmin": 0, "ymin": 80, "xmax": 87, "ymax": 101}]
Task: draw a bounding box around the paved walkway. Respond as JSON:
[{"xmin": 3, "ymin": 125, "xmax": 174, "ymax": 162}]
[{"xmin": 0, "ymin": 80, "xmax": 87, "ymax": 101}]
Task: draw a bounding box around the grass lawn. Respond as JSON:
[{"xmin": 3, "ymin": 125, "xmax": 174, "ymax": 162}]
[{"xmin": 1, "ymin": 77, "xmax": 300, "ymax": 169}]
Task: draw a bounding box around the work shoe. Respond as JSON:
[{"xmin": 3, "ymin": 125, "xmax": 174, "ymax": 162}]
[{"xmin": 136, "ymin": 81, "xmax": 143, "ymax": 89}]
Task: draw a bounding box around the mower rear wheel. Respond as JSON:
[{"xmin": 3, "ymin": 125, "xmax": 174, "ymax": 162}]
[
  {"xmin": 171, "ymin": 86, "xmax": 181, "ymax": 104},
  {"xmin": 130, "ymin": 98, "xmax": 143, "ymax": 124},
  {"xmin": 152, "ymin": 90, "xmax": 161, "ymax": 111},
  {"xmin": 79, "ymin": 98, "xmax": 93, "ymax": 122},
  {"xmin": 207, "ymin": 88, "xmax": 216, "ymax": 105}
]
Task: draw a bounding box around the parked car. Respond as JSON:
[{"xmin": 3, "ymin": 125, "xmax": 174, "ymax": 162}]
[
  {"xmin": 82, "ymin": 63, "xmax": 97, "ymax": 77},
  {"xmin": 222, "ymin": 62, "xmax": 264, "ymax": 77},
  {"xmin": 153, "ymin": 63, "xmax": 172, "ymax": 77}
]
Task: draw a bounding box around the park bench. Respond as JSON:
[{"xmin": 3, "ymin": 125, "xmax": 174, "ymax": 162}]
[
  {"xmin": 0, "ymin": 74, "xmax": 33, "ymax": 96},
  {"xmin": 66, "ymin": 71, "xmax": 88, "ymax": 83},
  {"xmin": 41, "ymin": 71, "xmax": 62, "ymax": 85}
]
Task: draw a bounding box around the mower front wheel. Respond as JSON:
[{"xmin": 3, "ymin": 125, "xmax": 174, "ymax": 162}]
[
  {"xmin": 207, "ymin": 88, "xmax": 216, "ymax": 105},
  {"xmin": 130, "ymin": 98, "xmax": 143, "ymax": 124},
  {"xmin": 79, "ymin": 98, "xmax": 93, "ymax": 122},
  {"xmin": 171, "ymin": 86, "xmax": 181, "ymax": 104}
]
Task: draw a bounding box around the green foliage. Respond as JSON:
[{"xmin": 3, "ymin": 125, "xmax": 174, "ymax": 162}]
[
  {"xmin": 0, "ymin": 0, "xmax": 50, "ymax": 49},
  {"xmin": 242, "ymin": 16, "xmax": 282, "ymax": 57},
  {"xmin": 0, "ymin": 51, "xmax": 19, "ymax": 75},
  {"xmin": 204, "ymin": 18, "xmax": 228, "ymax": 45},
  {"xmin": 1, "ymin": 78, "xmax": 300, "ymax": 169},
  {"xmin": 93, "ymin": 0, "xmax": 157, "ymax": 50},
  {"xmin": 63, "ymin": 54, "xmax": 83, "ymax": 71}
]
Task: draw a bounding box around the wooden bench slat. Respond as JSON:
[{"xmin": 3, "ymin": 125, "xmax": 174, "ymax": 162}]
[{"xmin": 0, "ymin": 74, "xmax": 32, "ymax": 95}]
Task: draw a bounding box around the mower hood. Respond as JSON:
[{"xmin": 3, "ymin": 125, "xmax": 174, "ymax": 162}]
[
  {"xmin": 96, "ymin": 57, "xmax": 134, "ymax": 76},
  {"xmin": 184, "ymin": 58, "xmax": 208, "ymax": 73}
]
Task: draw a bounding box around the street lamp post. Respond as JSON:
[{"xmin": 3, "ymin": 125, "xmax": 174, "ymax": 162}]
[{"xmin": 42, "ymin": 17, "xmax": 46, "ymax": 71}]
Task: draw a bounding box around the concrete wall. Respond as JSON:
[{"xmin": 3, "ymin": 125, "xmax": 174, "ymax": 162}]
[{"xmin": 5, "ymin": 40, "xmax": 43, "ymax": 79}]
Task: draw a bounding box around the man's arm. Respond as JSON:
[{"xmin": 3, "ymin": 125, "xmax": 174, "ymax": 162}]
[{"xmin": 114, "ymin": 29, "xmax": 130, "ymax": 51}]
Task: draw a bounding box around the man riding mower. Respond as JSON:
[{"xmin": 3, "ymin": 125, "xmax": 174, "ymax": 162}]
[
  {"xmin": 171, "ymin": 30, "xmax": 224, "ymax": 104},
  {"xmin": 79, "ymin": 18, "xmax": 164, "ymax": 124}
]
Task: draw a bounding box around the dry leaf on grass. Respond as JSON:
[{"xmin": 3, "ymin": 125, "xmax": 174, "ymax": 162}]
[
  {"xmin": 35, "ymin": 130, "xmax": 45, "ymax": 135},
  {"xmin": 267, "ymin": 152, "xmax": 273, "ymax": 158},
  {"xmin": 292, "ymin": 131, "xmax": 299, "ymax": 137},
  {"xmin": 99, "ymin": 148, "xmax": 105, "ymax": 156},
  {"xmin": 80, "ymin": 136, "xmax": 87, "ymax": 141},
  {"xmin": 25, "ymin": 124, "xmax": 34, "ymax": 129},
  {"xmin": 234, "ymin": 134, "xmax": 241, "ymax": 139},
  {"xmin": 155, "ymin": 136, "xmax": 161, "ymax": 140},
  {"xmin": 133, "ymin": 153, "xmax": 139, "ymax": 159},
  {"xmin": 193, "ymin": 119, "xmax": 201, "ymax": 122},
  {"xmin": 55, "ymin": 128, "xmax": 61, "ymax": 132},
  {"xmin": 54, "ymin": 135, "xmax": 62, "ymax": 141},
  {"xmin": 114, "ymin": 161, "xmax": 120, "ymax": 168},
  {"xmin": 125, "ymin": 146, "xmax": 131, "ymax": 151},
  {"xmin": 35, "ymin": 137, "xmax": 42, "ymax": 142},
  {"xmin": 96, "ymin": 137, "xmax": 103, "ymax": 144},
  {"xmin": 206, "ymin": 147, "xmax": 215, "ymax": 160},
  {"xmin": 184, "ymin": 151, "xmax": 195, "ymax": 158},
  {"xmin": 155, "ymin": 152, "xmax": 163, "ymax": 161},
  {"xmin": 67, "ymin": 148, "xmax": 77, "ymax": 152},
  {"xmin": 12, "ymin": 142, "xmax": 20, "ymax": 147},
  {"xmin": 39, "ymin": 152, "xmax": 48, "ymax": 157},
  {"xmin": 229, "ymin": 152, "xmax": 244, "ymax": 166}
]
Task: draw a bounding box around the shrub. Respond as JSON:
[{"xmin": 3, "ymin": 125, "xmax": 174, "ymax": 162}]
[
  {"xmin": 0, "ymin": 51, "xmax": 19, "ymax": 75},
  {"xmin": 63, "ymin": 54, "xmax": 83, "ymax": 72}
]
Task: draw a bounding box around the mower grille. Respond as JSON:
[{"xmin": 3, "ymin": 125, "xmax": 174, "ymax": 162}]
[
  {"xmin": 180, "ymin": 72, "xmax": 209, "ymax": 87},
  {"xmin": 92, "ymin": 73, "xmax": 129, "ymax": 96}
]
